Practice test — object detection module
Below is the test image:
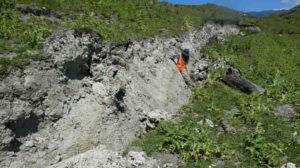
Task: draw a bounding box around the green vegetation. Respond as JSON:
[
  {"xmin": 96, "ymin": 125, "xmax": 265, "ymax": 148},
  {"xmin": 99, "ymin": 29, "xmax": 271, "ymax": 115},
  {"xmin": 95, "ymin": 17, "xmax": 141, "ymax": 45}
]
[
  {"xmin": 0, "ymin": 0, "xmax": 50, "ymax": 75},
  {"xmin": 1, "ymin": 1, "xmax": 299, "ymax": 166},
  {"xmin": 14, "ymin": 0, "xmax": 244, "ymax": 41},
  {"xmin": 0, "ymin": 0, "xmax": 244, "ymax": 75},
  {"xmin": 134, "ymin": 82, "xmax": 299, "ymax": 167},
  {"xmin": 132, "ymin": 7, "xmax": 300, "ymax": 167},
  {"xmin": 208, "ymin": 32, "xmax": 300, "ymax": 106},
  {"xmin": 242, "ymin": 5, "xmax": 300, "ymax": 34}
]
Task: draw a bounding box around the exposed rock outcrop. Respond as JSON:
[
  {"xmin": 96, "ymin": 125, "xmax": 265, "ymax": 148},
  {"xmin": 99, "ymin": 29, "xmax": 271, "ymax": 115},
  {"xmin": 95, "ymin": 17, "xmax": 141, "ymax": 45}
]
[{"xmin": 0, "ymin": 23, "xmax": 239, "ymax": 167}]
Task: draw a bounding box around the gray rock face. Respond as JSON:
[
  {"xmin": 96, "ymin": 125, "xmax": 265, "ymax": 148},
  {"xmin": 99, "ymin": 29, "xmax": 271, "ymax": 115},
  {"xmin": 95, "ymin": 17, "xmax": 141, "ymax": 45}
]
[
  {"xmin": 152, "ymin": 153, "xmax": 183, "ymax": 168},
  {"xmin": 48, "ymin": 146, "xmax": 159, "ymax": 168},
  {"xmin": 276, "ymin": 104, "xmax": 296, "ymax": 120},
  {"xmin": 0, "ymin": 24, "xmax": 239, "ymax": 167}
]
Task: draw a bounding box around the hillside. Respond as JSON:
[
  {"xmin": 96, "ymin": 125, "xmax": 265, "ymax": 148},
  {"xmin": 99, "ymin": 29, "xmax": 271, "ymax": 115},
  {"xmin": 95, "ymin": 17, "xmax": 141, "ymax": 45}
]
[
  {"xmin": 0, "ymin": 0, "xmax": 245, "ymax": 76},
  {"xmin": 256, "ymin": 5, "xmax": 300, "ymax": 34},
  {"xmin": 0, "ymin": 1, "xmax": 299, "ymax": 168},
  {"xmin": 248, "ymin": 10, "xmax": 282, "ymax": 17},
  {"xmin": 185, "ymin": 3, "xmax": 246, "ymax": 22},
  {"xmin": 133, "ymin": 4, "xmax": 300, "ymax": 168}
]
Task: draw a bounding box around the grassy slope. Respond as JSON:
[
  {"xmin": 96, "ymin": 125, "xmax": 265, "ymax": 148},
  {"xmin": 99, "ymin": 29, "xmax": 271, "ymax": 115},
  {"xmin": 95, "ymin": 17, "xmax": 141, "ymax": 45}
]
[
  {"xmin": 133, "ymin": 6, "xmax": 300, "ymax": 168},
  {"xmin": 0, "ymin": 0, "xmax": 244, "ymax": 76},
  {"xmin": 243, "ymin": 5, "xmax": 300, "ymax": 34},
  {"xmin": 1, "ymin": 1, "xmax": 299, "ymax": 167}
]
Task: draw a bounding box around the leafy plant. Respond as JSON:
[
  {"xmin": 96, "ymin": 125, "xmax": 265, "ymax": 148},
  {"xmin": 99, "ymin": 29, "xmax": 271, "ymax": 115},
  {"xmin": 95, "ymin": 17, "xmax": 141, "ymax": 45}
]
[
  {"xmin": 245, "ymin": 122, "xmax": 284, "ymax": 166},
  {"xmin": 157, "ymin": 120, "xmax": 221, "ymax": 161}
]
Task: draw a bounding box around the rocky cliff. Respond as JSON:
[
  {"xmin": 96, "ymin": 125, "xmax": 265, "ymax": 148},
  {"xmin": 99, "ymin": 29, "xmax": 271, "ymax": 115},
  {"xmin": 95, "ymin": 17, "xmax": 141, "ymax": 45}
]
[{"xmin": 0, "ymin": 24, "xmax": 239, "ymax": 168}]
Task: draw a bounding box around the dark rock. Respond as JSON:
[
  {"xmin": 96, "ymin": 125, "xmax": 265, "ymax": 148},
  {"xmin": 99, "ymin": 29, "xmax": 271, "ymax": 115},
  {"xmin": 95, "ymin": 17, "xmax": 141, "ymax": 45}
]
[
  {"xmin": 4, "ymin": 113, "xmax": 40, "ymax": 138},
  {"xmin": 15, "ymin": 4, "xmax": 65, "ymax": 24},
  {"xmin": 221, "ymin": 67, "xmax": 265, "ymax": 94},
  {"xmin": 15, "ymin": 4, "xmax": 64, "ymax": 19}
]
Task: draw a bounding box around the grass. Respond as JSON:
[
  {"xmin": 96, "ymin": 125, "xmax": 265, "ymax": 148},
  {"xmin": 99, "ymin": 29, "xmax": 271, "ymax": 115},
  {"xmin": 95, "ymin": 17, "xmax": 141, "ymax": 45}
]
[
  {"xmin": 207, "ymin": 32, "xmax": 300, "ymax": 106},
  {"xmin": 1, "ymin": 1, "xmax": 300, "ymax": 166},
  {"xmin": 0, "ymin": 0, "xmax": 51, "ymax": 76},
  {"xmin": 134, "ymin": 83, "xmax": 299, "ymax": 167},
  {"xmin": 0, "ymin": 0, "xmax": 245, "ymax": 76},
  {"xmin": 241, "ymin": 5, "xmax": 300, "ymax": 35},
  {"xmin": 13, "ymin": 0, "xmax": 245, "ymax": 41},
  {"xmin": 132, "ymin": 13, "xmax": 300, "ymax": 167},
  {"xmin": 0, "ymin": 52, "xmax": 45, "ymax": 75}
]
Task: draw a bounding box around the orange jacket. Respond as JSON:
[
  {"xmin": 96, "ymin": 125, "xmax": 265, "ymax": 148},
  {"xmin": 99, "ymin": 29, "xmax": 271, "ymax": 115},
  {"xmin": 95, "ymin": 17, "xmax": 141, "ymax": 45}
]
[{"xmin": 176, "ymin": 53, "xmax": 188, "ymax": 72}]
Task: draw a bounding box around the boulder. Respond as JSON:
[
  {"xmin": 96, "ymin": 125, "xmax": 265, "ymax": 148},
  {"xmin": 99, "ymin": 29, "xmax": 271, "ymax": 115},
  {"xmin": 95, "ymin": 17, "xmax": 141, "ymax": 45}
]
[
  {"xmin": 221, "ymin": 67, "xmax": 265, "ymax": 94},
  {"xmin": 276, "ymin": 104, "xmax": 296, "ymax": 120}
]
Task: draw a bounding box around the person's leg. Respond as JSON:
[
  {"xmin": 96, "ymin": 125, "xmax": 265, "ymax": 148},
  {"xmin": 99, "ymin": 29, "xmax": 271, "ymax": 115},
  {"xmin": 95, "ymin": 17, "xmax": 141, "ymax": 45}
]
[{"xmin": 181, "ymin": 71, "xmax": 194, "ymax": 87}]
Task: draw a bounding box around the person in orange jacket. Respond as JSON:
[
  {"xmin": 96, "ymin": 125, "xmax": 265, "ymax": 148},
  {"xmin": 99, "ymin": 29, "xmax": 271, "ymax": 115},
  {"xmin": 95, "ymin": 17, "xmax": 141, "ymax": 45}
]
[{"xmin": 170, "ymin": 49, "xmax": 194, "ymax": 87}]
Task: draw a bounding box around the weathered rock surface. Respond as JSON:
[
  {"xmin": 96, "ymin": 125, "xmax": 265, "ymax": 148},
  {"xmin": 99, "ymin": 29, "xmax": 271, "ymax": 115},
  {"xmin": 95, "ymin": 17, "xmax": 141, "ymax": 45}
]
[
  {"xmin": 48, "ymin": 146, "xmax": 159, "ymax": 168},
  {"xmin": 191, "ymin": 60, "xmax": 209, "ymax": 84},
  {"xmin": 0, "ymin": 24, "xmax": 239, "ymax": 167},
  {"xmin": 152, "ymin": 153, "xmax": 183, "ymax": 168},
  {"xmin": 143, "ymin": 109, "xmax": 172, "ymax": 130},
  {"xmin": 276, "ymin": 104, "xmax": 296, "ymax": 120}
]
